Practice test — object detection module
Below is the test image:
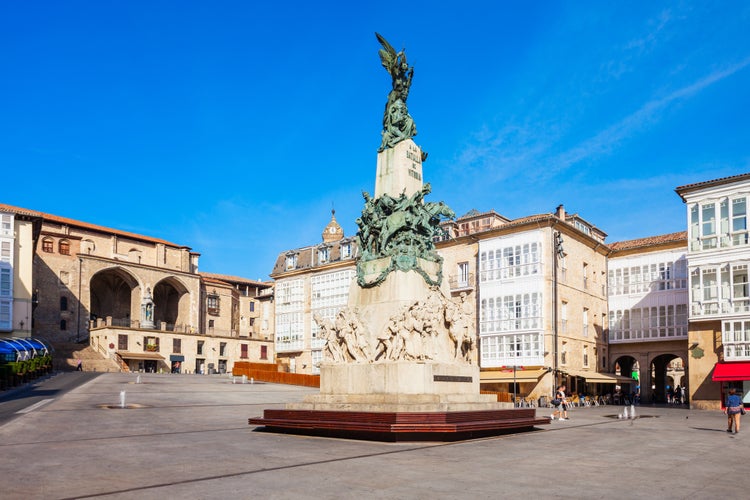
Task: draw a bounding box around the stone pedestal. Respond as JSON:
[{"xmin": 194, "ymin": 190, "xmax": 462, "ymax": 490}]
[
  {"xmin": 288, "ymin": 362, "xmax": 503, "ymax": 412},
  {"xmin": 352, "ymin": 260, "xmax": 446, "ymax": 340},
  {"xmin": 375, "ymin": 139, "xmax": 424, "ymax": 199}
]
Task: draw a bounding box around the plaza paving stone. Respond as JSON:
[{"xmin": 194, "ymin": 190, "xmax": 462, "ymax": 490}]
[{"xmin": 0, "ymin": 372, "xmax": 747, "ymax": 499}]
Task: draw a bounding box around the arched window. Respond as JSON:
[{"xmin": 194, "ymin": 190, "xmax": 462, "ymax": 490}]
[
  {"xmin": 59, "ymin": 240, "xmax": 70, "ymax": 255},
  {"xmin": 42, "ymin": 238, "xmax": 54, "ymax": 253}
]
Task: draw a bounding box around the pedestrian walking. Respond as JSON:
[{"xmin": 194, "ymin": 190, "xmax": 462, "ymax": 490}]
[
  {"xmin": 76, "ymin": 359, "xmax": 83, "ymax": 371},
  {"xmin": 551, "ymin": 384, "xmax": 569, "ymax": 421},
  {"xmin": 724, "ymin": 388, "xmax": 745, "ymax": 434}
]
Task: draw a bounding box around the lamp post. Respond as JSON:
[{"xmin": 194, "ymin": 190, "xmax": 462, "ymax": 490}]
[{"xmin": 553, "ymin": 230, "xmax": 564, "ymax": 389}]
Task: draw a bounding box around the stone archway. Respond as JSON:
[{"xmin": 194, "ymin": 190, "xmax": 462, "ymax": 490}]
[
  {"xmin": 613, "ymin": 355, "xmax": 640, "ymax": 403},
  {"xmin": 90, "ymin": 268, "xmax": 140, "ymax": 326},
  {"xmin": 650, "ymin": 353, "xmax": 686, "ymax": 404},
  {"xmin": 153, "ymin": 277, "xmax": 190, "ymax": 331}
]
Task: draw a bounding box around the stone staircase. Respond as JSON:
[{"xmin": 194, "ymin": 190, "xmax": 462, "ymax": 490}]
[{"xmin": 50, "ymin": 342, "xmax": 122, "ymax": 372}]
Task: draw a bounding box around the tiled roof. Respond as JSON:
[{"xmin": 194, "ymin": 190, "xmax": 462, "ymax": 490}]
[
  {"xmin": 1, "ymin": 202, "xmax": 187, "ymax": 248},
  {"xmin": 455, "ymin": 209, "xmax": 508, "ymax": 222},
  {"xmin": 0, "ymin": 202, "xmax": 43, "ymax": 218},
  {"xmin": 675, "ymin": 172, "xmax": 750, "ymax": 199},
  {"xmin": 201, "ymin": 276, "xmax": 232, "ymax": 287},
  {"xmin": 609, "ymin": 231, "xmax": 687, "ymax": 251},
  {"xmin": 199, "ymin": 272, "xmax": 271, "ymax": 287}
]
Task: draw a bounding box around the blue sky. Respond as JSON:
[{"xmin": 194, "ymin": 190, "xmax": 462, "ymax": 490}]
[{"xmin": 2, "ymin": 1, "xmax": 749, "ymax": 281}]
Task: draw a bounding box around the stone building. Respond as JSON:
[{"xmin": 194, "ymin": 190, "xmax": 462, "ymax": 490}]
[
  {"xmin": 270, "ymin": 211, "xmax": 357, "ymax": 374},
  {"xmin": 676, "ymin": 172, "xmax": 750, "ymax": 409},
  {"xmin": 0, "ymin": 204, "xmax": 42, "ymax": 338},
  {"xmin": 438, "ymin": 205, "xmax": 615, "ymax": 401},
  {"xmin": 607, "ymin": 232, "xmax": 689, "ymax": 403},
  {"xmin": 3, "ymin": 203, "xmax": 272, "ymax": 374}
]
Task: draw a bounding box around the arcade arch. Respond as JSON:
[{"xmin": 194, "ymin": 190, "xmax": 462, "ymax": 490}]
[
  {"xmin": 152, "ymin": 277, "xmax": 190, "ymax": 330},
  {"xmin": 613, "ymin": 355, "xmax": 640, "ymax": 403},
  {"xmin": 90, "ymin": 267, "xmax": 140, "ymax": 326},
  {"xmin": 651, "ymin": 353, "xmax": 686, "ymax": 403}
]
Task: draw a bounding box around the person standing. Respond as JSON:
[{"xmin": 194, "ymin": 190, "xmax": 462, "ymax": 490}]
[
  {"xmin": 551, "ymin": 384, "xmax": 569, "ymax": 421},
  {"xmin": 724, "ymin": 388, "xmax": 744, "ymax": 434}
]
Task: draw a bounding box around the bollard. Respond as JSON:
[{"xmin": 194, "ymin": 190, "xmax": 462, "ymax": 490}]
[
  {"xmin": 251, "ymin": 377, "xmax": 254, "ymax": 385},
  {"xmin": 242, "ymin": 375, "xmax": 247, "ymax": 384}
]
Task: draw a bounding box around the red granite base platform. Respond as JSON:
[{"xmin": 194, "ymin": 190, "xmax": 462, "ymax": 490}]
[{"xmin": 249, "ymin": 408, "xmax": 549, "ymax": 442}]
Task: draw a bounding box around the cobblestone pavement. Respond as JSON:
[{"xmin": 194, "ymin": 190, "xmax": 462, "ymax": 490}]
[{"xmin": 0, "ymin": 372, "xmax": 746, "ymax": 499}]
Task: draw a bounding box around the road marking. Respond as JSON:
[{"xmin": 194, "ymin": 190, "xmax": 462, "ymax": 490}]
[{"xmin": 16, "ymin": 398, "xmax": 54, "ymax": 414}]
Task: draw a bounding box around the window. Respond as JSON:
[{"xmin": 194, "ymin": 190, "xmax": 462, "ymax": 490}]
[
  {"xmin": 249, "ymin": 301, "xmax": 255, "ymax": 312},
  {"xmin": 0, "ymin": 214, "xmax": 10, "ymax": 235},
  {"xmin": 118, "ymin": 334, "xmax": 128, "ymax": 350},
  {"xmin": 318, "ymin": 246, "xmax": 330, "ymax": 264},
  {"xmin": 197, "ymin": 341, "xmax": 204, "ymax": 355},
  {"xmin": 145, "ymin": 337, "xmax": 159, "ymax": 352},
  {"xmin": 341, "ymin": 242, "xmax": 351, "ymax": 259},
  {"xmin": 583, "ymin": 308, "xmax": 589, "ymax": 337},
  {"xmin": 219, "ymin": 342, "xmax": 226, "ymax": 357},
  {"xmin": 59, "ymin": 240, "xmax": 70, "ymax": 255},
  {"xmin": 60, "ymin": 319, "xmax": 67, "ymax": 330},
  {"xmin": 561, "ymin": 302, "xmax": 567, "ymax": 333},
  {"xmin": 0, "ymin": 241, "xmax": 10, "ymax": 262},
  {"xmin": 561, "ymin": 342, "xmax": 567, "ymax": 365},
  {"xmin": 241, "ymin": 344, "xmax": 249, "ymax": 359},
  {"xmin": 479, "ymin": 239, "xmax": 540, "ymax": 283},
  {"xmin": 60, "ymin": 296, "xmax": 68, "ymax": 311},
  {"xmin": 0, "ymin": 266, "xmax": 10, "ymax": 298},
  {"xmin": 479, "ymin": 292, "xmax": 542, "ymax": 334},
  {"xmin": 0, "ymin": 300, "xmax": 10, "ymax": 331},
  {"xmin": 732, "ymin": 197, "xmax": 748, "ymax": 245},
  {"xmin": 207, "ymin": 294, "xmax": 219, "ymax": 315},
  {"xmin": 583, "ymin": 263, "xmax": 589, "ymax": 289},
  {"xmin": 457, "ymin": 262, "xmax": 469, "ymax": 287},
  {"xmin": 285, "ymin": 253, "xmax": 298, "ymax": 270},
  {"xmin": 173, "ymin": 338, "xmax": 181, "ymax": 354},
  {"xmin": 42, "ymin": 238, "xmax": 53, "ymax": 253},
  {"xmin": 583, "ymin": 345, "xmax": 589, "ymax": 367},
  {"xmin": 208, "ymin": 319, "xmax": 214, "ymax": 328}
]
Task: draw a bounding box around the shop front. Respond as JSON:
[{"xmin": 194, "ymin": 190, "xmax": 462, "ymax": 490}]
[
  {"xmin": 117, "ymin": 351, "xmax": 166, "ymax": 373},
  {"xmin": 170, "ymin": 355, "xmax": 184, "ymax": 373},
  {"xmin": 712, "ymin": 362, "xmax": 750, "ymax": 408}
]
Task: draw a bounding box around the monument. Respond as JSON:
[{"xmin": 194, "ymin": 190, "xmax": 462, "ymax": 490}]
[{"xmin": 249, "ymin": 34, "xmax": 548, "ymax": 440}]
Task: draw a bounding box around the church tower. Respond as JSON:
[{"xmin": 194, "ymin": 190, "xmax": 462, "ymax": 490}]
[{"xmin": 321, "ymin": 209, "xmax": 344, "ymax": 243}]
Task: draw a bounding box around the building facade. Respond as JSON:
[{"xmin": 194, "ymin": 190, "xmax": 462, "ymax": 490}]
[
  {"xmin": 2, "ymin": 203, "xmax": 272, "ymax": 374},
  {"xmin": 451, "ymin": 206, "xmax": 613, "ymax": 401},
  {"xmin": 676, "ymin": 173, "xmax": 750, "ymax": 409},
  {"xmin": 0, "ymin": 205, "xmax": 42, "ymax": 338},
  {"xmin": 607, "ymin": 232, "xmax": 689, "ymax": 403},
  {"xmin": 270, "ymin": 211, "xmax": 358, "ymax": 374}
]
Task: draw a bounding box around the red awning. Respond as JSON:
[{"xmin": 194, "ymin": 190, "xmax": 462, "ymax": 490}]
[{"xmin": 712, "ymin": 362, "xmax": 750, "ymax": 382}]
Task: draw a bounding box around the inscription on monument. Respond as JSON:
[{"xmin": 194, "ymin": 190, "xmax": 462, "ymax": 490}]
[{"xmin": 433, "ymin": 375, "xmax": 473, "ymax": 383}]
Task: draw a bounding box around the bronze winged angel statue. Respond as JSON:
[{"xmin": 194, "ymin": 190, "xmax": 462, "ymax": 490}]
[{"xmin": 376, "ymin": 33, "xmax": 418, "ymax": 152}]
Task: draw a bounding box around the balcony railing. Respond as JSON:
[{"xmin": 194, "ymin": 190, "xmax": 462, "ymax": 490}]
[
  {"xmin": 724, "ymin": 342, "xmax": 750, "ymax": 361},
  {"xmin": 448, "ymin": 273, "xmax": 475, "ymax": 290},
  {"xmin": 275, "ymin": 339, "xmax": 304, "ymax": 352},
  {"xmin": 608, "ymin": 327, "xmax": 688, "ymax": 343},
  {"xmin": 692, "ymin": 300, "xmax": 750, "ymax": 317}
]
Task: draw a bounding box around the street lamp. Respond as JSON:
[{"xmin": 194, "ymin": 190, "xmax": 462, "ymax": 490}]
[{"xmin": 553, "ymin": 230, "xmax": 564, "ymax": 388}]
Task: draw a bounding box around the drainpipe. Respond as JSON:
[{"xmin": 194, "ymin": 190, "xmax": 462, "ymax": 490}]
[{"xmin": 77, "ymin": 257, "xmax": 83, "ymax": 343}]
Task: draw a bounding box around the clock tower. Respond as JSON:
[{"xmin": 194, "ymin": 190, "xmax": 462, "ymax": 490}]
[{"xmin": 321, "ymin": 209, "xmax": 344, "ymax": 243}]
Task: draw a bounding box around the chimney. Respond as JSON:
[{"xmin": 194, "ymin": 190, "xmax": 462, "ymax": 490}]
[{"xmin": 555, "ymin": 204, "xmax": 566, "ymax": 220}]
